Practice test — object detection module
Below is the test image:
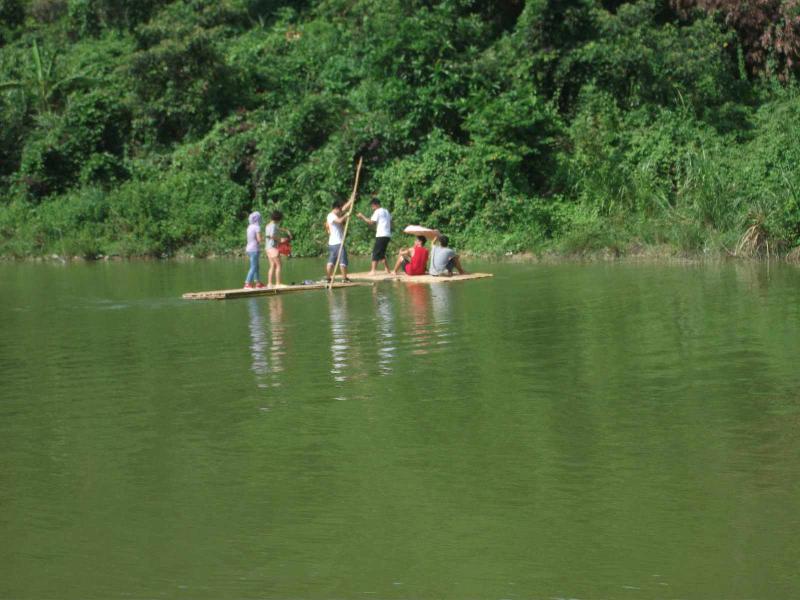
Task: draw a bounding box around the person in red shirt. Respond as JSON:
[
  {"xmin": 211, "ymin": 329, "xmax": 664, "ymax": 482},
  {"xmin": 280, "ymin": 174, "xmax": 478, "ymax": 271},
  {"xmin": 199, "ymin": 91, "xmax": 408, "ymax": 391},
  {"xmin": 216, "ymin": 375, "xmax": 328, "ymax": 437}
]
[{"xmin": 391, "ymin": 236, "xmax": 429, "ymax": 276}]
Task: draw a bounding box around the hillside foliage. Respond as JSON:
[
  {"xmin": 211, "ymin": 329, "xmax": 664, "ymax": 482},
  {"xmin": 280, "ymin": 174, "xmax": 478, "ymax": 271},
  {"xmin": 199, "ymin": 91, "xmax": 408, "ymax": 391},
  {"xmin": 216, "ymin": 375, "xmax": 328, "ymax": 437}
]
[{"xmin": 1, "ymin": 0, "xmax": 800, "ymax": 258}]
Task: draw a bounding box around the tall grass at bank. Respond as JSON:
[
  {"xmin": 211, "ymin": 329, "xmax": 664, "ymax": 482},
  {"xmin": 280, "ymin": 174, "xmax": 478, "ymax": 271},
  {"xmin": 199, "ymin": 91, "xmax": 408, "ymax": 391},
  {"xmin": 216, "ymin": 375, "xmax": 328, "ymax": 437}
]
[{"xmin": 557, "ymin": 83, "xmax": 800, "ymax": 258}]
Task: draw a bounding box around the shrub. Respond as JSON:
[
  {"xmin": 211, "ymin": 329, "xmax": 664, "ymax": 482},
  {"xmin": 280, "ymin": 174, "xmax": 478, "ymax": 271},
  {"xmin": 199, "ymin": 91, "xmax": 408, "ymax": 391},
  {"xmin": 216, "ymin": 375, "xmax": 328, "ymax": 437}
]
[
  {"xmin": 0, "ymin": 0, "xmax": 25, "ymax": 29},
  {"xmin": 673, "ymin": 0, "xmax": 800, "ymax": 80},
  {"xmin": 129, "ymin": 28, "xmax": 245, "ymax": 144},
  {"xmin": 464, "ymin": 81, "xmax": 563, "ymax": 191},
  {"xmin": 28, "ymin": 0, "xmax": 68, "ymax": 23},
  {"xmin": 68, "ymin": 0, "xmax": 171, "ymax": 35},
  {"xmin": 18, "ymin": 89, "xmax": 131, "ymax": 199},
  {"xmin": 103, "ymin": 169, "xmax": 250, "ymax": 256}
]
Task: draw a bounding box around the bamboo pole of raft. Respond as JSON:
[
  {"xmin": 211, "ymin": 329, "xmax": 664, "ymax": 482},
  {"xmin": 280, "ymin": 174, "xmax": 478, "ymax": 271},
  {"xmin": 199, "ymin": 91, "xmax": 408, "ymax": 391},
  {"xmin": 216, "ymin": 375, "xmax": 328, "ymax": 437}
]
[{"xmin": 329, "ymin": 156, "xmax": 363, "ymax": 289}]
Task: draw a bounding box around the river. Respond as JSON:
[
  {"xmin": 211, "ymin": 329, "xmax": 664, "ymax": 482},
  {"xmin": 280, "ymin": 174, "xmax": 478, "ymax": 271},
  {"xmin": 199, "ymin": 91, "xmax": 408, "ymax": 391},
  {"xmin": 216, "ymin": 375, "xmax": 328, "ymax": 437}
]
[{"xmin": 1, "ymin": 258, "xmax": 799, "ymax": 598}]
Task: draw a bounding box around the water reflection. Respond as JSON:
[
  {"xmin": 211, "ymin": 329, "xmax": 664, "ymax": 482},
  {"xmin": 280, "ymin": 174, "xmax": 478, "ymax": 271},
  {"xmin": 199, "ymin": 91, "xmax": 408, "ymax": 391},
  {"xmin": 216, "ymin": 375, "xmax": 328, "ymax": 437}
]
[
  {"xmin": 247, "ymin": 297, "xmax": 286, "ymax": 389},
  {"xmin": 430, "ymin": 284, "xmax": 451, "ymax": 322},
  {"xmin": 373, "ymin": 287, "xmax": 396, "ymax": 375},
  {"xmin": 430, "ymin": 284, "xmax": 453, "ymax": 349},
  {"xmin": 328, "ymin": 291, "xmax": 349, "ymax": 382},
  {"xmin": 406, "ymin": 284, "xmax": 433, "ymax": 356},
  {"xmin": 399, "ymin": 283, "xmax": 455, "ymax": 356},
  {"xmin": 733, "ymin": 260, "xmax": 774, "ymax": 293}
]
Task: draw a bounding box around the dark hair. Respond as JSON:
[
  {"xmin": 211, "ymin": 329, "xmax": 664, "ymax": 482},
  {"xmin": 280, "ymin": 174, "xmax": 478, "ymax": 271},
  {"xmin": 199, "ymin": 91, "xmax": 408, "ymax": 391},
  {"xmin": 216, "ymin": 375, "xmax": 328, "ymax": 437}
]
[
  {"xmin": 271, "ymin": 210, "xmax": 283, "ymax": 222},
  {"xmin": 438, "ymin": 235, "xmax": 449, "ymax": 247},
  {"xmin": 331, "ymin": 200, "xmax": 343, "ymax": 209},
  {"xmin": 416, "ymin": 235, "xmax": 427, "ymax": 245},
  {"xmin": 370, "ymin": 196, "xmax": 380, "ymax": 206}
]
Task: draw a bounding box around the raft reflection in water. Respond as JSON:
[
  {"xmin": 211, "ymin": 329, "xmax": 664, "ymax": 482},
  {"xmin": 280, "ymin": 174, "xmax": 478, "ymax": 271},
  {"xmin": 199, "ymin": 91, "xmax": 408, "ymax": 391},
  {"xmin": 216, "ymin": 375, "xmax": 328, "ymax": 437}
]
[{"xmin": 248, "ymin": 297, "xmax": 286, "ymax": 389}]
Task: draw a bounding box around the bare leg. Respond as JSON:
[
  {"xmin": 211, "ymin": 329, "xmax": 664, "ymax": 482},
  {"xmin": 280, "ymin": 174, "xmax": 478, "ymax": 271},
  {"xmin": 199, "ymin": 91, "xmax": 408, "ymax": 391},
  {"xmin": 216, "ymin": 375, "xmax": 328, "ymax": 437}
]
[
  {"xmin": 453, "ymin": 255, "xmax": 466, "ymax": 275},
  {"xmin": 392, "ymin": 249, "xmax": 412, "ymax": 274},
  {"xmin": 369, "ymin": 260, "xmax": 378, "ymax": 275},
  {"xmin": 326, "ymin": 262, "xmax": 334, "ymax": 281},
  {"xmin": 341, "ymin": 265, "xmax": 349, "ymax": 281},
  {"xmin": 267, "ymin": 257, "xmax": 276, "ymax": 287},
  {"xmin": 273, "ymin": 256, "xmax": 282, "ymax": 286},
  {"xmin": 382, "ymin": 258, "xmax": 391, "ymax": 273},
  {"xmin": 391, "ymin": 255, "xmax": 404, "ymax": 274}
]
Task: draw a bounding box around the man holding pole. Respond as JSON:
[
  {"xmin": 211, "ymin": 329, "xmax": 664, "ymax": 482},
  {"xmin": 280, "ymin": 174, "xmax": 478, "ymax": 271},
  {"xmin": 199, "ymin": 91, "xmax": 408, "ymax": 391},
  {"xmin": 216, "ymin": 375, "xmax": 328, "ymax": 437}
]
[{"xmin": 325, "ymin": 197, "xmax": 355, "ymax": 282}]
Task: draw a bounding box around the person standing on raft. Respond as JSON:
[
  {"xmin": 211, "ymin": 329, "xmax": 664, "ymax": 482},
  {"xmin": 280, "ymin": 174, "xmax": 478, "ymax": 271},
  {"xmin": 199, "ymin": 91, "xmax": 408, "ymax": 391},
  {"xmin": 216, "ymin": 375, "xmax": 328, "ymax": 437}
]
[
  {"xmin": 244, "ymin": 211, "xmax": 265, "ymax": 289},
  {"xmin": 264, "ymin": 210, "xmax": 291, "ymax": 288},
  {"xmin": 356, "ymin": 197, "xmax": 392, "ymax": 275},
  {"xmin": 392, "ymin": 236, "xmax": 429, "ymax": 276},
  {"xmin": 325, "ymin": 196, "xmax": 355, "ymax": 282}
]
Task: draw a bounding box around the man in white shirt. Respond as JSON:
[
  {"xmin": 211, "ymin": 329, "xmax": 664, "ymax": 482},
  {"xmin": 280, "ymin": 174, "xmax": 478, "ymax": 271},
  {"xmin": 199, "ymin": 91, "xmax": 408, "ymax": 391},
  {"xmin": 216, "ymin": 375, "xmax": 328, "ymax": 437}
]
[
  {"xmin": 325, "ymin": 196, "xmax": 355, "ymax": 282},
  {"xmin": 356, "ymin": 197, "xmax": 392, "ymax": 274}
]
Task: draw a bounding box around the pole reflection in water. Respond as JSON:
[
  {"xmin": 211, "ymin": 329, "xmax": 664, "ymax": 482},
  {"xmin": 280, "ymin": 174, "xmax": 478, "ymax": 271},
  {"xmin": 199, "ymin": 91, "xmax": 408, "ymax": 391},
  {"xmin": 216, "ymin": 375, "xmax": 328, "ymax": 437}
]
[
  {"xmin": 247, "ymin": 297, "xmax": 286, "ymax": 389},
  {"xmin": 328, "ymin": 290, "xmax": 349, "ymax": 383},
  {"xmin": 373, "ymin": 286, "xmax": 396, "ymax": 375}
]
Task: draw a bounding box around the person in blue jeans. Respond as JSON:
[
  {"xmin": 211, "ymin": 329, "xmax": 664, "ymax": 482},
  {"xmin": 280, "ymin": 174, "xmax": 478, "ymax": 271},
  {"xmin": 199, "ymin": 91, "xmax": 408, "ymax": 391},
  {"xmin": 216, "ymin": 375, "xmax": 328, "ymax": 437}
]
[{"xmin": 244, "ymin": 211, "xmax": 265, "ymax": 288}]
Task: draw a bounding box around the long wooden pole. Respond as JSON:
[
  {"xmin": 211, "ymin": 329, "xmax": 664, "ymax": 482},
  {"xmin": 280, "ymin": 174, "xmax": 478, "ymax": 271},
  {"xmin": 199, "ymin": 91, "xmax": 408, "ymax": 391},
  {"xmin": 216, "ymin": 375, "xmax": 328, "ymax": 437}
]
[{"xmin": 329, "ymin": 156, "xmax": 363, "ymax": 289}]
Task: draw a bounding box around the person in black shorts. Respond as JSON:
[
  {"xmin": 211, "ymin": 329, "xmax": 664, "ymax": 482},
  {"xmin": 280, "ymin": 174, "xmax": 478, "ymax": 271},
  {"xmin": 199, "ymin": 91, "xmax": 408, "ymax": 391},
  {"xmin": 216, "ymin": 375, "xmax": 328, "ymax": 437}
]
[{"xmin": 357, "ymin": 197, "xmax": 392, "ymax": 274}]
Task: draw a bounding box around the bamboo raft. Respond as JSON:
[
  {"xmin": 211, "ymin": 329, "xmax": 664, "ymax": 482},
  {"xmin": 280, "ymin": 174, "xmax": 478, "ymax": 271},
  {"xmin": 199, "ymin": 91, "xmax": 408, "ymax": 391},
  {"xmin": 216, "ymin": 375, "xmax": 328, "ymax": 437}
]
[
  {"xmin": 348, "ymin": 271, "xmax": 493, "ymax": 284},
  {"xmin": 183, "ymin": 281, "xmax": 370, "ymax": 300}
]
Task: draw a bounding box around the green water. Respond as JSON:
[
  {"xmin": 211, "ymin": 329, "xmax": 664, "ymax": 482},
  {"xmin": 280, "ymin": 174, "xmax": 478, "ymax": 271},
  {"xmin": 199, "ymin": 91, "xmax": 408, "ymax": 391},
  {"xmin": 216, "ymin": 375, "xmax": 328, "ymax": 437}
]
[{"xmin": 2, "ymin": 258, "xmax": 800, "ymax": 599}]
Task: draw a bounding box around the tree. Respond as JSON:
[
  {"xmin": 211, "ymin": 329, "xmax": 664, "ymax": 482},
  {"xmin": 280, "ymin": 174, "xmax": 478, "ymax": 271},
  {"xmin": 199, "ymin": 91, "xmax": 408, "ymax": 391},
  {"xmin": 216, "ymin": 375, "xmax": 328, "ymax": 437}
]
[
  {"xmin": 0, "ymin": 39, "xmax": 92, "ymax": 115},
  {"xmin": 673, "ymin": 0, "xmax": 800, "ymax": 79}
]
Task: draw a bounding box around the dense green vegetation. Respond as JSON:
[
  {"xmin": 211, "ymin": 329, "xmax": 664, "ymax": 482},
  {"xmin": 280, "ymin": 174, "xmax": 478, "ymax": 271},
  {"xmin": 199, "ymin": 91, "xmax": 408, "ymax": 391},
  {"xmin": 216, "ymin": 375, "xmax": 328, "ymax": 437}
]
[{"xmin": 2, "ymin": 0, "xmax": 800, "ymax": 259}]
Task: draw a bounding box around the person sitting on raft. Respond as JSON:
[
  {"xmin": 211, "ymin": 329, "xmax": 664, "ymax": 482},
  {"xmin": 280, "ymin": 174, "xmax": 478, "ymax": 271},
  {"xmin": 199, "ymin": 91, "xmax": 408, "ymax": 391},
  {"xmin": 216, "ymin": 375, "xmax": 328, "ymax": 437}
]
[
  {"xmin": 244, "ymin": 211, "xmax": 265, "ymax": 289},
  {"xmin": 429, "ymin": 234, "xmax": 467, "ymax": 276},
  {"xmin": 325, "ymin": 196, "xmax": 355, "ymax": 282},
  {"xmin": 264, "ymin": 210, "xmax": 291, "ymax": 288},
  {"xmin": 392, "ymin": 236, "xmax": 429, "ymax": 276}
]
